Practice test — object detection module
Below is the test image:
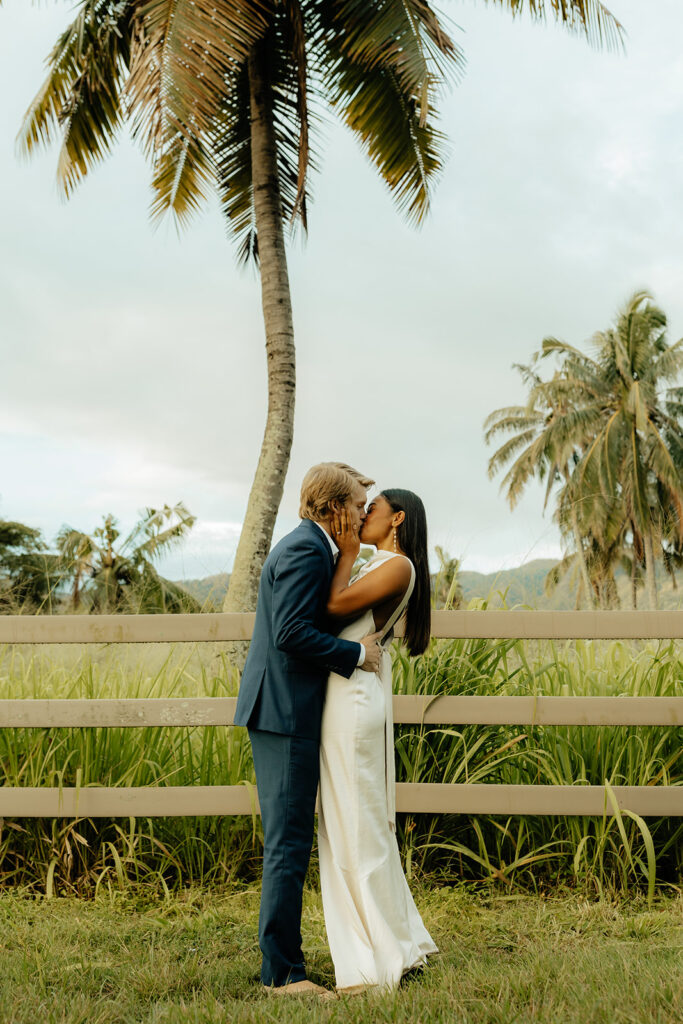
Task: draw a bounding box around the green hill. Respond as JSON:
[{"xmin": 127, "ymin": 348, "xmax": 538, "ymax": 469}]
[
  {"xmin": 175, "ymin": 573, "xmax": 230, "ymax": 611},
  {"xmin": 459, "ymin": 559, "xmax": 568, "ymax": 609},
  {"xmin": 175, "ymin": 559, "xmax": 683, "ymax": 611},
  {"xmin": 459, "ymin": 559, "xmax": 683, "ymax": 610}
]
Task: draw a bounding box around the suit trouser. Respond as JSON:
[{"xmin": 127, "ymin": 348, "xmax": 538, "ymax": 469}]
[{"xmin": 248, "ymin": 728, "xmax": 320, "ymax": 986}]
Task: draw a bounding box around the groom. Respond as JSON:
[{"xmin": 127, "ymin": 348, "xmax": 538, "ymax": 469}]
[{"xmin": 234, "ymin": 462, "xmax": 382, "ymax": 996}]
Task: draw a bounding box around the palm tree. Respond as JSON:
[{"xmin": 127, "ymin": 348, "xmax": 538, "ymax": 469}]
[
  {"xmin": 545, "ymin": 469, "xmax": 630, "ymax": 608},
  {"xmin": 57, "ymin": 529, "xmax": 96, "ymax": 610},
  {"xmin": 659, "ymin": 384, "xmax": 683, "ymax": 591},
  {"xmin": 543, "ymin": 291, "xmax": 683, "ymax": 609},
  {"xmin": 56, "ymin": 503, "xmax": 200, "ymax": 613},
  {"xmin": 0, "ymin": 520, "xmax": 61, "ymax": 613},
  {"xmin": 484, "ymin": 358, "xmax": 598, "ymax": 607},
  {"xmin": 19, "ymin": 0, "xmax": 624, "ymax": 618}
]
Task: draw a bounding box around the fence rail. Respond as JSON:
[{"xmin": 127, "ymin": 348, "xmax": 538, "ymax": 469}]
[
  {"xmin": 1, "ymin": 695, "xmax": 682, "ymax": 729},
  {"xmin": 1, "ymin": 612, "xmax": 682, "ymax": 818},
  {"xmin": 1, "ymin": 609, "xmax": 683, "ymax": 642}
]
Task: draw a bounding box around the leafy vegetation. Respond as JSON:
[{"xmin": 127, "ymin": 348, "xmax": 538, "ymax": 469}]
[
  {"xmin": 0, "ymin": 629, "xmax": 680, "ymax": 898},
  {"xmin": 55, "ymin": 504, "xmax": 199, "ymax": 613},
  {"xmin": 0, "ymin": 505, "xmax": 199, "ymax": 614},
  {"xmin": 485, "ymin": 291, "xmax": 683, "ymax": 610},
  {"xmin": 0, "ymin": 521, "xmax": 61, "ymax": 614},
  {"xmin": 392, "ymin": 624, "xmax": 682, "ymax": 895}
]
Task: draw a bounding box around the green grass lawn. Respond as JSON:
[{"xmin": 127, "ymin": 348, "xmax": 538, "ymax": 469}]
[{"xmin": 0, "ymin": 885, "xmax": 680, "ymax": 1023}]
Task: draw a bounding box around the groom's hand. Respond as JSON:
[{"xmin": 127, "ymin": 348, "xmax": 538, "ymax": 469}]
[{"xmin": 359, "ymin": 630, "xmax": 383, "ymax": 673}]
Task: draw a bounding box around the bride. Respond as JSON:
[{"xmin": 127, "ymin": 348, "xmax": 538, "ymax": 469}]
[{"xmin": 318, "ymin": 488, "xmax": 438, "ymax": 993}]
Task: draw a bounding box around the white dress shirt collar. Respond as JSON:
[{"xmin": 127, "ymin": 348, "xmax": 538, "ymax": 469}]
[
  {"xmin": 312, "ymin": 519, "xmax": 339, "ymax": 561},
  {"xmin": 312, "ymin": 518, "xmax": 364, "ymax": 667}
]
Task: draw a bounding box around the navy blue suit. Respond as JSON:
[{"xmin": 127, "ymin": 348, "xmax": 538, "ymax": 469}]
[{"xmin": 234, "ymin": 518, "xmax": 360, "ymax": 986}]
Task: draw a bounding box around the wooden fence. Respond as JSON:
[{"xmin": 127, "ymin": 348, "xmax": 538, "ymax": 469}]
[{"xmin": 1, "ymin": 611, "xmax": 682, "ymax": 819}]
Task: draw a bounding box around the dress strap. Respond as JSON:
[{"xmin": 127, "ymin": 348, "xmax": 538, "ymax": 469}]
[{"xmin": 379, "ymin": 557, "xmax": 415, "ymax": 647}]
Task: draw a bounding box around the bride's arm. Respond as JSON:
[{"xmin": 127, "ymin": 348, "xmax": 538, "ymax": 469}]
[{"xmin": 326, "ymin": 509, "xmax": 411, "ymax": 620}]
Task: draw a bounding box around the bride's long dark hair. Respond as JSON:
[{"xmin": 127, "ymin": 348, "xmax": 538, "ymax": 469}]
[{"xmin": 380, "ymin": 489, "xmax": 430, "ymax": 656}]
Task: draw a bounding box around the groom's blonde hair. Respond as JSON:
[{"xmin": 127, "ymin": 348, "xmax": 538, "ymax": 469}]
[{"xmin": 299, "ymin": 462, "xmax": 375, "ymax": 521}]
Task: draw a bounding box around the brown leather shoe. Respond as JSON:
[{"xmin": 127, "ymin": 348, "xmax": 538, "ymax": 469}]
[{"xmin": 267, "ymin": 979, "xmax": 336, "ymax": 1000}]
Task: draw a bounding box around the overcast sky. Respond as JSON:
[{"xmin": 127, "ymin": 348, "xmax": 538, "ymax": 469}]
[{"xmin": 1, "ymin": 0, "xmax": 682, "ymax": 581}]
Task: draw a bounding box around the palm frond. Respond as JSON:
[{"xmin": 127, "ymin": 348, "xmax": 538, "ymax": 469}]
[
  {"xmin": 123, "ymin": 502, "xmax": 196, "ymax": 561},
  {"xmin": 313, "ymin": 0, "xmax": 464, "ymax": 111},
  {"xmin": 313, "ymin": 0, "xmax": 461, "ymax": 223},
  {"xmin": 498, "ymin": 432, "xmax": 551, "ymax": 508},
  {"xmin": 126, "ymin": 0, "xmax": 268, "ymax": 225},
  {"xmin": 283, "ymin": 0, "xmax": 310, "ymax": 226},
  {"xmin": 149, "ymin": 127, "xmax": 215, "ymax": 227},
  {"xmin": 482, "ymin": 0, "xmax": 625, "ymax": 52},
  {"xmin": 330, "ymin": 58, "xmax": 447, "ymax": 222},
  {"xmin": 486, "ymin": 428, "xmax": 540, "ymax": 481},
  {"xmin": 18, "ymin": 0, "xmax": 132, "ymax": 195},
  {"xmin": 544, "ymin": 551, "xmax": 576, "ymax": 594},
  {"xmin": 645, "ymin": 422, "xmax": 683, "ymax": 508},
  {"xmin": 483, "ymin": 410, "xmax": 543, "ymax": 442},
  {"xmin": 213, "ymin": 61, "xmax": 255, "ymax": 262},
  {"xmin": 650, "ymin": 337, "xmax": 683, "ymax": 384},
  {"xmin": 214, "ymin": 7, "xmax": 324, "ymax": 261},
  {"xmin": 126, "ymin": 0, "xmax": 268, "ymax": 156},
  {"xmin": 541, "ymin": 335, "xmax": 599, "ymax": 371}
]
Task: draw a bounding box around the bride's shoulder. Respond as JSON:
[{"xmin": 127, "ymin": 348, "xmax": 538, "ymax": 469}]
[
  {"xmin": 393, "ymin": 554, "xmax": 415, "ymax": 579},
  {"xmin": 386, "ymin": 551, "xmax": 413, "ymax": 568},
  {"xmin": 368, "ymin": 551, "xmax": 413, "ymax": 579}
]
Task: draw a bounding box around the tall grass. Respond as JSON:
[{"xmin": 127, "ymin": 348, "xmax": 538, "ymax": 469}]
[
  {"xmin": 0, "ymin": 625, "xmax": 681, "ymax": 897},
  {"xmin": 393, "ymin": 613, "xmax": 683, "ymax": 897},
  {"xmin": 0, "ymin": 644, "xmax": 259, "ymax": 895}
]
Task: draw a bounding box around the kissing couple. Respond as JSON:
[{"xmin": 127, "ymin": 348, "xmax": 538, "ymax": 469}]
[{"xmin": 234, "ymin": 462, "xmax": 437, "ymax": 997}]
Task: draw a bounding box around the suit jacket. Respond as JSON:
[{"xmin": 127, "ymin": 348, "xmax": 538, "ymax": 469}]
[{"xmin": 233, "ymin": 518, "xmax": 361, "ymax": 739}]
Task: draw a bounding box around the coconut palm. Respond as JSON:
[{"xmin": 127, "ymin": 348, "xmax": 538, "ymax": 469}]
[
  {"xmin": 659, "ymin": 384, "xmax": 683, "ymax": 590},
  {"xmin": 56, "ymin": 503, "xmax": 200, "ymax": 613},
  {"xmin": 543, "ymin": 291, "xmax": 683, "ymax": 609},
  {"xmin": 18, "ymin": 0, "xmax": 624, "ymax": 615},
  {"xmin": 484, "ymin": 357, "xmax": 598, "ymax": 607},
  {"xmin": 546, "ymin": 467, "xmax": 630, "ymax": 608},
  {"xmin": 56, "ymin": 529, "xmax": 96, "ymax": 611}
]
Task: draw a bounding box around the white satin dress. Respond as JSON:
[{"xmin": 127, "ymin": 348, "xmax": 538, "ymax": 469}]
[{"xmin": 318, "ymin": 550, "xmax": 438, "ymax": 990}]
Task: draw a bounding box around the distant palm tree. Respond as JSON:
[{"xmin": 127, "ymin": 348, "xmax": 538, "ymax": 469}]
[
  {"xmin": 545, "ymin": 474, "xmax": 629, "ymax": 609},
  {"xmin": 543, "ymin": 291, "xmax": 683, "ymax": 609},
  {"xmin": 659, "ymin": 384, "xmax": 683, "ymax": 590},
  {"xmin": 0, "ymin": 520, "xmax": 60, "ymax": 613},
  {"xmin": 56, "ymin": 503, "xmax": 200, "ymax": 613},
  {"xmin": 19, "ymin": 0, "xmax": 624, "ymax": 620},
  {"xmin": 484, "ymin": 358, "xmax": 597, "ymax": 607}
]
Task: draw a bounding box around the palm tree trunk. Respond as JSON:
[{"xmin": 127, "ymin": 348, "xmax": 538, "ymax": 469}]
[
  {"xmin": 644, "ymin": 531, "xmax": 659, "ymax": 610},
  {"xmin": 631, "ymin": 552, "xmax": 637, "ymax": 609},
  {"xmin": 567, "ymin": 494, "xmax": 594, "ymax": 609},
  {"xmin": 223, "ymin": 39, "xmax": 296, "ymax": 618}
]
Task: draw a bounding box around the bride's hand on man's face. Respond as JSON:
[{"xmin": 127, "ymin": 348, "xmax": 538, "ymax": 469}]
[{"xmin": 332, "ymin": 507, "xmax": 360, "ymax": 558}]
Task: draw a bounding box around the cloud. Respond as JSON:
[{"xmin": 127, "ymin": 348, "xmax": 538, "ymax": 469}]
[
  {"xmin": 157, "ymin": 520, "xmax": 243, "ymax": 580},
  {"xmin": 1, "ymin": 0, "xmax": 682, "ymax": 577}
]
